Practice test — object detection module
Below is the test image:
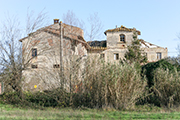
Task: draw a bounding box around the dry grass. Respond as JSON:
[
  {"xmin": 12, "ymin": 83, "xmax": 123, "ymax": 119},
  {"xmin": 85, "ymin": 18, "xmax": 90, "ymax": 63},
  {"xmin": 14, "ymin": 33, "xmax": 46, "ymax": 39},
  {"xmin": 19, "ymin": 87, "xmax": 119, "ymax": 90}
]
[
  {"xmin": 21, "ymin": 57, "xmax": 147, "ymax": 110},
  {"xmin": 153, "ymin": 67, "xmax": 180, "ymax": 107},
  {"xmin": 80, "ymin": 58, "xmax": 147, "ymax": 110}
]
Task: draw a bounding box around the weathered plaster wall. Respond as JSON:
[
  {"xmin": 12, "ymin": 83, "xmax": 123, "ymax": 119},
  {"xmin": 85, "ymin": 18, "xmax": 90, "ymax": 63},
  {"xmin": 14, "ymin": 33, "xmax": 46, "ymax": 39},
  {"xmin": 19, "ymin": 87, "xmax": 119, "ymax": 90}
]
[
  {"xmin": 106, "ymin": 31, "xmax": 137, "ymax": 48},
  {"xmin": 88, "ymin": 30, "xmax": 168, "ymax": 63},
  {"xmin": 21, "ymin": 24, "xmax": 87, "ymax": 91},
  {"xmin": 144, "ymin": 47, "xmax": 168, "ymax": 62}
]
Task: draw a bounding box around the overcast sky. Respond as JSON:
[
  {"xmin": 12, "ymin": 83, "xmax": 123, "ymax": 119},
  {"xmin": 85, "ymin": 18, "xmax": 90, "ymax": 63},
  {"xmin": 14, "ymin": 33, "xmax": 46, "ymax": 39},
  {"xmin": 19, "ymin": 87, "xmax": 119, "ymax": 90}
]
[{"xmin": 0, "ymin": 0, "xmax": 180, "ymax": 56}]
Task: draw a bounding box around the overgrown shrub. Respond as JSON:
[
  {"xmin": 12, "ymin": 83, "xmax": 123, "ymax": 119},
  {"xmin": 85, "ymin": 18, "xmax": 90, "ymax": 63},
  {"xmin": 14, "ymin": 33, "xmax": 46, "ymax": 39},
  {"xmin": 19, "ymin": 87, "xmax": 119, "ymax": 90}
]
[
  {"xmin": 0, "ymin": 89, "xmax": 71, "ymax": 108},
  {"xmin": 25, "ymin": 89, "xmax": 70, "ymax": 107},
  {"xmin": 0, "ymin": 58, "xmax": 148, "ymax": 110},
  {"xmin": 1, "ymin": 92, "xmax": 21, "ymax": 105},
  {"xmin": 77, "ymin": 59, "xmax": 147, "ymax": 110},
  {"xmin": 142, "ymin": 59, "xmax": 179, "ymax": 88},
  {"xmin": 153, "ymin": 67, "xmax": 180, "ymax": 107}
]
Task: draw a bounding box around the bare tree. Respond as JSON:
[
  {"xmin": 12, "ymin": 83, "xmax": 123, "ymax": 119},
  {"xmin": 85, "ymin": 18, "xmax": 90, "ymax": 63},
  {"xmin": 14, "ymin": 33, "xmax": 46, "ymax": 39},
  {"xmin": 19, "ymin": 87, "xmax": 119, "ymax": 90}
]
[
  {"xmin": 0, "ymin": 10, "xmax": 48, "ymax": 95},
  {"xmin": 61, "ymin": 10, "xmax": 104, "ymax": 105},
  {"xmin": 62, "ymin": 10, "xmax": 104, "ymax": 42},
  {"xmin": 62, "ymin": 10, "xmax": 85, "ymax": 31},
  {"xmin": 86, "ymin": 12, "xmax": 104, "ymax": 41},
  {"xmin": 0, "ymin": 14, "xmax": 22, "ymax": 93},
  {"xmin": 22, "ymin": 9, "xmax": 48, "ymax": 70}
]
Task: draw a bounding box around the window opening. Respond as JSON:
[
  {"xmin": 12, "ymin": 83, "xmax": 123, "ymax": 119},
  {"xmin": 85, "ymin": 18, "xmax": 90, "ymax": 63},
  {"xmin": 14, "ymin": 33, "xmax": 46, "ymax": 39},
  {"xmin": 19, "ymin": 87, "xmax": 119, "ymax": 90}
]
[
  {"xmin": 53, "ymin": 64, "xmax": 60, "ymax": 68},
  {"xmin": 114, "ymin": 53, "xmax": 119, "ymax": 60},
  {"xmin": 100, "ymin": 54, "xmax": 105, "ymax": 59},
  {"xmin": 31, "ymin": 64, "xmax": 38, "ymax": 69},
  {"xmin": 157, "ymin": 52, "xmax": 162, "ymax": 60},
  {"xmin": 32, "ymin": 48, "xmax": 37, "ymax": 57},
  {"xmin": 120, "ymin": 34, "xmax": 125, "ymax": 42}
]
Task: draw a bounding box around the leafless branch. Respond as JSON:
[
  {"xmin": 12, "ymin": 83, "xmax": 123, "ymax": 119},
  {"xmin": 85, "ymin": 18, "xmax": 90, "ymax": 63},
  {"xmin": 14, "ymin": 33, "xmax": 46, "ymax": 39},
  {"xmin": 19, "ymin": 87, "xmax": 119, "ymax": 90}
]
[
  {"xmin": 62, "ymin": 10, "xmax": 85, "ymax": 31},
  {"xmin": 26, "ymin": 8, "xmax": 48, "ymax": 34},
  {"xmin": 86, "ymin": 12, "xmax": 104, "ymax": 41}
]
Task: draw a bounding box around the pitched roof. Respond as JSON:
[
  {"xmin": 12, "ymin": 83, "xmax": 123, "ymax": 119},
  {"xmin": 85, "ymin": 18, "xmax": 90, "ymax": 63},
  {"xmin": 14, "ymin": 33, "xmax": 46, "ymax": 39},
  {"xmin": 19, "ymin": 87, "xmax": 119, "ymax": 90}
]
[
  {"xmin": 87, "ymin": 39, "xmax": 166, "ymax": 51},
  {"xmin": 104, "ymin": 25, "xmax": 141, "ymax": 35},
  {"xmin": 19, "ymin": 22, "xmax": 90, "ymax": 49},
  {"xmin": 139, "ymin": 39, "xmax": 165, "ymax": 49}
]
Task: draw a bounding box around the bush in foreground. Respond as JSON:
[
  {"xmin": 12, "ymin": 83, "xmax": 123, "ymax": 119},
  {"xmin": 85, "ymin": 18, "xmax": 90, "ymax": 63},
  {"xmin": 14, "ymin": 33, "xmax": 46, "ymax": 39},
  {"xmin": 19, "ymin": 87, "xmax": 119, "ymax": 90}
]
[
  {"xmin": 79, "ymin": 60, "xmax": 147, "ymax": 110},
  {"xmin": 152, "ymin": 67, "xmax": 180, "ymax": 108},
  {"xmin": 142, "ymin": 59, "xmax": 178, "ymax": 88},
  {"xmin": 0, "ymin": 60, "xmax": 147, "ymax": 110}
]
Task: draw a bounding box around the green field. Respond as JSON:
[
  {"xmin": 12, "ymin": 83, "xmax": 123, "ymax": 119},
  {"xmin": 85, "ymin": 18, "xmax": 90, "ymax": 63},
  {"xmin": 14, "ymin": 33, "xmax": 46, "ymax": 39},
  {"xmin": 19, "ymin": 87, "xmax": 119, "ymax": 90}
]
[{"xmin": 0, "ymin": 104, "xmax": 179, "ymax": 120}]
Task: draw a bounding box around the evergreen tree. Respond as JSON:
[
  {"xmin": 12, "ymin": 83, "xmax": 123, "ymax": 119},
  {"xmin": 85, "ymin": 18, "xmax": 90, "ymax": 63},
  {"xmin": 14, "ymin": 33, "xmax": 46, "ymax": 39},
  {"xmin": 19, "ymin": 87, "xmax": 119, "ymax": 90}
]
[{"xmin": 124, "ymin": 32, "xmax": 147, "ymax": 65}]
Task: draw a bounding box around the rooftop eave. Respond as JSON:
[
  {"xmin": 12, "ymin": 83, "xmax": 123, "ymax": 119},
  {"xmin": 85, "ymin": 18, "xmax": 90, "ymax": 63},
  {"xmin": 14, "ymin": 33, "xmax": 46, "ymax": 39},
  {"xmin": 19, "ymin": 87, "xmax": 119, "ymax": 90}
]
[
  {"xmin": 104, "ymin": 30, "xmax": 141, "ymax": 35},
  {"xmin": 104, "ymin": 25, "xmax": 141, "ymax": 35},
  {"xmin": 139, "ymin": 39, "xmax": 167, "ymax": 49},
  {"xmin": 19, "ymin": 37, "xmax": 26, "ymax": 42}
]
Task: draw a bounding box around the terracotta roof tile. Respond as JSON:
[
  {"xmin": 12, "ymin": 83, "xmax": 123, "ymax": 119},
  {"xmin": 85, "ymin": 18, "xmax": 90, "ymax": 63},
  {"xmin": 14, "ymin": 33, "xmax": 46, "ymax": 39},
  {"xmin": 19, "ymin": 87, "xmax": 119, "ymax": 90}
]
[{"xmin": 104, "ymin": 25, "xmax": 141, "ymax": 35}]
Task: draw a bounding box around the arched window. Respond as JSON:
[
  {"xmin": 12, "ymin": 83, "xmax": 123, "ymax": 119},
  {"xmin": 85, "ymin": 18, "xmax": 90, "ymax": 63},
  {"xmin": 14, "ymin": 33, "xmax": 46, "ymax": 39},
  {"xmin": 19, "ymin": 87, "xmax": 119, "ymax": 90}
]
[{"xmin": 120, "ymin": 34, "xmax": 125, "ymax": 42}]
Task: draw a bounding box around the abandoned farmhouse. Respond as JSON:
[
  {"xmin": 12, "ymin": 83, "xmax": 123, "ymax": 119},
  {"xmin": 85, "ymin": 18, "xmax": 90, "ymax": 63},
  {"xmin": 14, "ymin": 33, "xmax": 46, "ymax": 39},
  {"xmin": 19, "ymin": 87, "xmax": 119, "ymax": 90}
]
[
  {"xmin": 88, "ymin": 26, "xmax": 168, "ymax": 63},
  {"xmin": 19, "ymin": 19, "xmax": 168, "ymax": 91}
]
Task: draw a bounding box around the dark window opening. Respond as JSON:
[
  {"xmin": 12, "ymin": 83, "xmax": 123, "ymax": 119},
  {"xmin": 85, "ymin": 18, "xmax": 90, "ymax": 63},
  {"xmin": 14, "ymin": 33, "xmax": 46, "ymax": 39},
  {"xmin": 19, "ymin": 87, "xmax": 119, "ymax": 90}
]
[
  {"xmin": 31, "ymin": 64, "xmax": 38, "ymax": 69},
  {"xmin": 100, "ymin": 54, "xmax": 105, "ymax": 59},
  {"xmin": 32, "ymin": 48, "xmax": 37, "ymax": 57},
  {"xmin": 114, "ymin": 53, "xmax": 119, "ymax": 60},
  {"xmin": 53, "ymin": 64, "xmax": 60, "ymax": 68},
  {"xmin": 157, "ymin": 52, "xmax": 162, "ymax": 60},
  {"xmin": 120, "ymin": 34, "xmax": 125, "ymax": 42}
]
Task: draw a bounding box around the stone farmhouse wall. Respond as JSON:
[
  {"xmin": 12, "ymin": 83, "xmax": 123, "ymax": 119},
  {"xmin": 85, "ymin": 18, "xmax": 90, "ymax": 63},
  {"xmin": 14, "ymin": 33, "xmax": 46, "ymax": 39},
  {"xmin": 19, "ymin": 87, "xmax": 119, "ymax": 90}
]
[
  {"xmin": 20, "ymin": 22, "xmax": 168, "ymax": 91},
  {"xmin": 20, "ymin": 21, "xmax": 87, "ymax": 92},
  {"xmin": 88, "ymin": 26, "xmax": 168, "ymax": 63}
]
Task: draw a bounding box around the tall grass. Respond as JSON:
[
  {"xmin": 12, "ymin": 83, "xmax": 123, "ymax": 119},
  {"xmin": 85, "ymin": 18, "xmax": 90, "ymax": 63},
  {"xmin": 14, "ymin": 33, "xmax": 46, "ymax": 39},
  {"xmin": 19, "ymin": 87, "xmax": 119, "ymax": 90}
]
[
  {"xmin": 152, "ymin": 67, "xmax": 180, "ymax": 108},
  {"xmin": 76, "ymin": 58, "xmax": 147, "ymax": 110},
  {"xmin": 1, "ymin": 57, "xmax": 148, "ymax": 110}
]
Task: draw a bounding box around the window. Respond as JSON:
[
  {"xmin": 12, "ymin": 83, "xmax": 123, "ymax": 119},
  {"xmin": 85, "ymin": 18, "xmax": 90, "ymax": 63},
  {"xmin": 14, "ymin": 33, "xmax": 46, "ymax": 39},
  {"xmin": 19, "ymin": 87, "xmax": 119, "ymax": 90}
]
[
  {"xmin": 53, "ymin": 64, "xmax": 60, "ymax": 68},
  {"xmin": 157, "ymin": 52, "xmax": 162, "ymax": 60},
  {"xmin": 31, "ymin": 64, "xmax": 38, "ymax": 69},
  {"xmin": 114, "ymin": 53, "xmax": 119, "ymax": 60},
  {"xmin": 32, "ymin": 48, "xmax": 37, "ymax": 57},
  {"xmin": 120, "ymin": 34, "xmax": 125, "ymax": 42},
  {"xmin": 100, "ymin": 54, "xmax": 105, "ymax": 59}
]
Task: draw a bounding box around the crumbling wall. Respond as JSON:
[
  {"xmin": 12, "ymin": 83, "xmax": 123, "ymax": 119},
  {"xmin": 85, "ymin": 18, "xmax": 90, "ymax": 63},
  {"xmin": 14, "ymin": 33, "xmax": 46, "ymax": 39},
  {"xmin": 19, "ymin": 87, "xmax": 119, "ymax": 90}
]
[
  {"xmin": 21, "ymin": 28, "xmax": 87, "ymax": 92},
  {"xmin": 144, "ymin": 47, "xmax": 168, "ymax": 62},
  {"xmin": 106, "ymin": 31, "xmax": 135, "ymax": 48}
]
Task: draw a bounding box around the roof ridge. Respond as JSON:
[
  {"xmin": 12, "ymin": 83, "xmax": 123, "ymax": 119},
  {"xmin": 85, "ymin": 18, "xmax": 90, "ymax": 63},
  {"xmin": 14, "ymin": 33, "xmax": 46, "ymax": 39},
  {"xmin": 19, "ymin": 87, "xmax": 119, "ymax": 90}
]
[{"xmin": 104, "ymin": 25, "xmax": 141, "ymax": 35}]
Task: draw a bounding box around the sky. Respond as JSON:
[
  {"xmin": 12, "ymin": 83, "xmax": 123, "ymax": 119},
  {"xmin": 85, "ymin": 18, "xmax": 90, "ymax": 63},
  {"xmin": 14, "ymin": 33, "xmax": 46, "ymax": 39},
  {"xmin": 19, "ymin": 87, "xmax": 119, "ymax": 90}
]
[{"xmin": 0, "ymin": 0, "xmax": 180, "ymax": 57}]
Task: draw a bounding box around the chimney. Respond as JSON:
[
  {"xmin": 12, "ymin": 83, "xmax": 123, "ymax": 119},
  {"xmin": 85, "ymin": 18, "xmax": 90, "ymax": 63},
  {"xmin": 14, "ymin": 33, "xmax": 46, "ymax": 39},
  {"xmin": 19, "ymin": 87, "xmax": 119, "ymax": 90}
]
[{"xmin": 54, "ymin": 19, "xmax": 59, "ymax": 24}]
